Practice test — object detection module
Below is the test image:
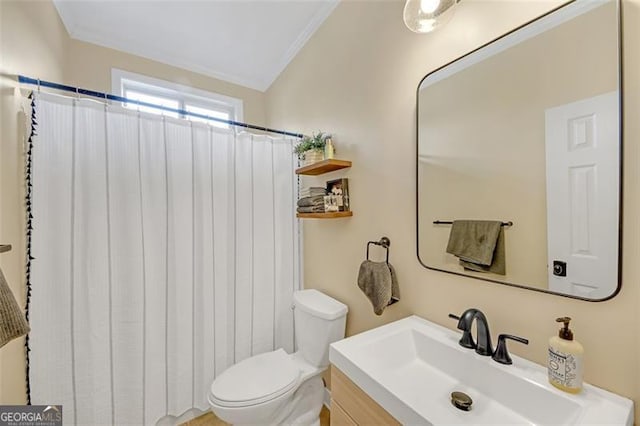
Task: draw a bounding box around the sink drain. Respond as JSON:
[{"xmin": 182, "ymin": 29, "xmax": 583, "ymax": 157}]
[{"xmin": 451, "ymin": 391, "xmax": 473, "ymax": 411}]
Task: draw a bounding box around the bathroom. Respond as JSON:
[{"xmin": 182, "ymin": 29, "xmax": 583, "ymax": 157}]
[{"xmin": 0, "ymin": 0, "xmax": 638, "ymax": 424}]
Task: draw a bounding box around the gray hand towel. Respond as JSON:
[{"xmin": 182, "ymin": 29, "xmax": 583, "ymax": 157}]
[
  {"xmin": 299, "ymin": 187, "xmax": 327, "ymax": 198},
  {"xmin": 460, "ymin": 226, "xmax": 506, "ymax": 275},
  {"xmin": 297, "ymin": 195, "xmax": 326, "ymax": 207},
  {"xmin": 446, "ymin": 220, "xmax": 501, "ymax": 265},
  {"xmin": 388, "ymin": 263, "xmax": 400, "ymax": 305},
  {"xmin": 0, "ymin": 267, "xmax": 30, "ymax": 348},
  {"xmin": 357, "ymin": 260, "xmax": 400, "ymax": 316},
  {"xmin": 446, "ymin": 220, "xmax": 505, "ymax": 275},
  {"xmin": 297, "ymin": 205, "xmax": 325, "ymax": 213}
]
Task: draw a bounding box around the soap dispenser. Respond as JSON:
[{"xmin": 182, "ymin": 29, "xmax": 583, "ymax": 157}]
[{"xmin": 548, "ymin": 317, "xmax": 584, "ymax": 393}]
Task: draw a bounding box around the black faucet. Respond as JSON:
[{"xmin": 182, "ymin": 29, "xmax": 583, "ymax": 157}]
[
  {"xmin": 449, "ymin": 309, "xmax": 529, "ymax": 363},
  {"xmin": 448, "ymin": 308, "xmax": 493, "ymax": 356},
  {"xmin": 492, "ymin": 334, "xmax": 529, "ymax": 365}
]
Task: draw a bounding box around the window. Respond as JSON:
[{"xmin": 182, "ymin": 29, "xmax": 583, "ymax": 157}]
[
  {"xmin": 185, "ymin": 104, "xmax": 230, "ymax": 127},
  {"xmin": 125, "ymin": 90, "xmax": 180, "ymax": 119},
  {"xmin": 112, "ymin": 69, "xmax": 243, "ymax": 129}
]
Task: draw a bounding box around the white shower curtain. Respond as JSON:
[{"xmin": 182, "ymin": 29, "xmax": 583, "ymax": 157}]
[{"xmin": 28, "ymin": 93, "xmax": 300, "ymax": 425}]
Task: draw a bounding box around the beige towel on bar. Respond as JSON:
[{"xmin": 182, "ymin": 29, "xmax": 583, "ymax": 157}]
[
  {"xmin": 446, "ymin": 220, "xmax": 505, "ymax": 275},
  {"xmin": 358, "ymin": 260, "xmax": 400, "ymax": 316},
  {"xmin": 0, "ymin": 267, "xmax": 30, "ymax": 347}
]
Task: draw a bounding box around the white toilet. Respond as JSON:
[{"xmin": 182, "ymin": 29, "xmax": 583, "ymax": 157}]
[{"xmin": 208, "ymin": 289, "xmax": 348, "ymax": 425}]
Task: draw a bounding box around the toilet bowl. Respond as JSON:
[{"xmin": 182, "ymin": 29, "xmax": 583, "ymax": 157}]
[{"xmin": 208, "ymin": 289, "xmax": 348, "ymax": 425}]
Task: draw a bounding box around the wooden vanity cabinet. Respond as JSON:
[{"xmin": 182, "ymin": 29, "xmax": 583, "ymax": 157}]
[{"xmin": 330, "ymin": 366, "xmax": 400, "ymax": 426}]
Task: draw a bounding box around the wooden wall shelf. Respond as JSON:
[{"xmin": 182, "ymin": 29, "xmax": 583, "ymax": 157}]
[
  {"xmin": 295, "ymin": 159, "xmax": 352, "ymax": 176},
  {"xmin": 296, "ymin": 211, "xmax": 353, "ymax": 219}
]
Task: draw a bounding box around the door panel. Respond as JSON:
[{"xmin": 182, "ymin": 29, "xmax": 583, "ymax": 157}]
[{"xmin": 545, "ymin": 91, "xmax": 619, "ymax": 298}]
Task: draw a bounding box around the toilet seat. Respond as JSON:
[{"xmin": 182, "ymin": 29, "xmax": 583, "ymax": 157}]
[{"xmin": 209, "ymin": 349, "xmax": 300, "ymax": 408}]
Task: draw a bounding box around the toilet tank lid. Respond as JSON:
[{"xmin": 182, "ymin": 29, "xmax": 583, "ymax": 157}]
[{"xmin": 293, "ymin": 289, "xmax": 348, "ymax": 320}]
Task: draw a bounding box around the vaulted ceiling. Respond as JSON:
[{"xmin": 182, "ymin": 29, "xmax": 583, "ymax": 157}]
[{"xmin": 53, "ymin": 0, "xmax": 340, "ymax": 92}]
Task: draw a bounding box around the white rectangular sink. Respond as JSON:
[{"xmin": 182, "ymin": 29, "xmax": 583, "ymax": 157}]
[{"xmin": 330, "ymin": 315, "xmax": 633, "ymax": 425}]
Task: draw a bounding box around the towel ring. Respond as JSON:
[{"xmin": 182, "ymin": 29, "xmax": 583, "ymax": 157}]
[
  {"xmin": 366, "ymin": 236, "xmax": 390, "ymax": 263},
  {"xmin": 364, "ymin": 237, "xmax": 398, "ymax": 307}
]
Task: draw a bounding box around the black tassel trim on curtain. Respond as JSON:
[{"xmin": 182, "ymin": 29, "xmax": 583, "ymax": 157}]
[{"xmin": 24, "ymin": 92, "xmax": 37, "ymax": 405}]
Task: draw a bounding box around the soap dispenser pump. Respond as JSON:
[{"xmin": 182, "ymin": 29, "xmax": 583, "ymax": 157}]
[{"xmin": 548, "ymin": 317, "xmax": 584, "ymax": 393}]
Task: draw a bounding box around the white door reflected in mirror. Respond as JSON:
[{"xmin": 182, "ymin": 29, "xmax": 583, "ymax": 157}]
[{"xmin": 545, "ymin": 92, "xmax": 619, "ymax": 299}]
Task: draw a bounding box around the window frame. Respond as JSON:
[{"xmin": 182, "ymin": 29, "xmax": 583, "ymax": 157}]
[{"xmin": 111, "ymin": 68, "xmax": 244, "ymax": 127}]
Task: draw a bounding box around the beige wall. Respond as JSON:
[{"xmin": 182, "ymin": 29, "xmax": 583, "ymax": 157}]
[
  {"xmin": 266, "ymin": 0, "xmax": 640, "ymax": 422},
  {"xmin": 418, "ymin": 1, "xmax": 618, "ymax": 290},
  {"xmin": 0, "ymin": 0, "xmax": 69, "ymax": 404},
  {"xmin": 0, "ymin": 0, "xmax": 266, "ymax": 404}
]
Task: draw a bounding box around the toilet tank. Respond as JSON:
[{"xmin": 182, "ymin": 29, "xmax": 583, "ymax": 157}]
[{"xmin": 293, "ymin": 289, "xmax": 348, "ymax": 368}]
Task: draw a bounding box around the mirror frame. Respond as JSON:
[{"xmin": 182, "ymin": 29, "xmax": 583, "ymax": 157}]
[{"xmin": 415, "ymin": 0, "xmax": 623, "ymax": 301}]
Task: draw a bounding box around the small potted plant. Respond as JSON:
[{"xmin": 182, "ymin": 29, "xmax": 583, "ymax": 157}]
[{"xmin": 294, "ymin": 132, "xmax": 331, "ymax": 166}]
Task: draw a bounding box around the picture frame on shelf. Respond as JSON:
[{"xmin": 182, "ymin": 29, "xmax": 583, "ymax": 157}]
[{"xmin": 326, "ymin": 178, "xmax": 350, "ymax": 212}]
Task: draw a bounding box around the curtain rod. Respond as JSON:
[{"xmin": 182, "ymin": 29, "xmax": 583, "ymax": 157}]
[{"xmin": 17, "ymin": 75, "xmax": 304, "ymax": 138}]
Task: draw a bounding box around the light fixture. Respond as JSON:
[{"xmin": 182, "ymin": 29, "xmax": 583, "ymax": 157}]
[{"xmin": 403, "ymin": 0, "xmax": 460, "ymax": 34}]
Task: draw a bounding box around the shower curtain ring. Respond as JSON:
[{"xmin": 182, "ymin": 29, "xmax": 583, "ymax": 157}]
[
  {"xmin": 75, "ymin": 87, "xmax": 79, "ymax": 99},
  {"xmin": 37, "ymin": 79, "xmax": 40, "ymax": 92}
]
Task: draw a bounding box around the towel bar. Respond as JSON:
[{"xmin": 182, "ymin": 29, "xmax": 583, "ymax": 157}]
[
  {"xmin": 433, "ymin": 220, "xmax": 513, "ymax": 227},
  {"xmin": 0, "ymin": 245, "xmax": 11, "ymax": 253}
]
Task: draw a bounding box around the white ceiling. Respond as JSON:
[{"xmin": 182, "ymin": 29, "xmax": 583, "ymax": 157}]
[{"xmin": 53, "ymin": 0, "xmax": 340, "ymax": 92}]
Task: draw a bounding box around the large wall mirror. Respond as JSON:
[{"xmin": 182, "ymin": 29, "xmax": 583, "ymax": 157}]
[{"xmin": 417, "ymin": 0, "xmax": 621, "ymax": 300}]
